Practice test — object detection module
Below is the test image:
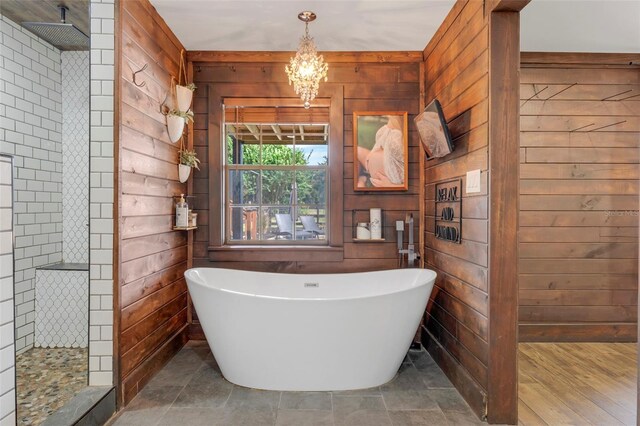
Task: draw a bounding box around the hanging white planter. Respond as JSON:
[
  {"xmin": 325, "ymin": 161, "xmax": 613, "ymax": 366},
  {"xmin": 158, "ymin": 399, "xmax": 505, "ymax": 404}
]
[
  {"xmin": 167, "ymin": 114, "xmax": 185, "ymax": 143},
  {"xmin": 178, "ymin": 164, "xmax": 191, "ymax": 183},
  {"xmin": 176, "ymin": 85, "xmax": 194, "ymax": 111}
]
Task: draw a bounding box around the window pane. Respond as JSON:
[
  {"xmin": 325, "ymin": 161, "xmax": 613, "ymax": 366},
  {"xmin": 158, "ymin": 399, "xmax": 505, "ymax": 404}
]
[
  {"xmin": 295, "ymin": 124, "xmax": 328, "ymax": 165},
  {"xmin": 263, "ymin": 207, "xmax": 292, "ymax": 240},
  {"xmin": 226, "ymin": 134, "xmax": 260, "ymax": 165},
  {"xmin": 296, "ymin": 144, "xmax": 328, "ymax": 166},
  {"xmin": 228, "ymin": 206, "xmax": 260, "ymax": 241},
  {"xmin": 228, "ymin": 170, "xmax": 258, "ymax": 205},
  {"xmin": 262, "ymin": 170, "xmax": 294, "ymax": 205},
  {"xmin": 261, "ymin": 142, "xmax": 294, "ymax": 166},
  {"xmin": 298, "ymin": 206, "xmax": 326, "ymax": 240},
  {"xmin": 296, "ymin": 170, "xmax": 326, "ymax": 206}
]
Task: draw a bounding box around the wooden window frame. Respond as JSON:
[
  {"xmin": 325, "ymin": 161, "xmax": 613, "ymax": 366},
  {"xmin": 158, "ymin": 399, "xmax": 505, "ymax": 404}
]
[
  {"xmin": 208, "ymin": 83, "xmax": 344, "ymax": 262},
  {"xmin": 223, "ymin": 101, "xmax": 330, "ymax": 246}
]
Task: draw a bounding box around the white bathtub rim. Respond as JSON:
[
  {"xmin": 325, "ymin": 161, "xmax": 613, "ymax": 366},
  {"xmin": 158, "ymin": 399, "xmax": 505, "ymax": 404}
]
[{"xmin": 185, "ymin": 267, "xmax": 437, "ymax": 302}]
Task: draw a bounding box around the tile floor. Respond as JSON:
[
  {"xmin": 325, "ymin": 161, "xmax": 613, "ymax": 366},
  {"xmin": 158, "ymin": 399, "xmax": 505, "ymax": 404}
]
[
  {"xmin": 108, "ymin": 341, "xmax": 485, "ymax": 426},
  {"xmin": 16, "ymin": 348, "xmax": 88, "ymax": 425}
]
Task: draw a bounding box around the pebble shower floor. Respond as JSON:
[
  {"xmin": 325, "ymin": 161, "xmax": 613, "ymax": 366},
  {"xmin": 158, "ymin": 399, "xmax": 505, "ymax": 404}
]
[{"xmin": 16, "ymin": 348, "xmax": 88, "ymax": 426}]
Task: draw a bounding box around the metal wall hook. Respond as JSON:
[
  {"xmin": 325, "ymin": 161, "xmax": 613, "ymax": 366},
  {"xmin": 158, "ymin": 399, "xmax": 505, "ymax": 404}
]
[
  {"xmin": 133, "ymin": 63, "xmax": 148, "ymax": 87},
  {"xmin": 160, "ymin": 91, "xmax": 170, "ymax": 115}
]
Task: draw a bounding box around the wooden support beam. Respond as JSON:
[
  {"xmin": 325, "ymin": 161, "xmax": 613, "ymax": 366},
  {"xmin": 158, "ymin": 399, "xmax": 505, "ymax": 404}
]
[
  {"xmin": 521, "ymin": 52, "xmax": 640, "ymax": 65},
  {"xmin": 486, "ymin": 7, "xmax": 521, "ymax": 425},
  {"xmin": 271, "ymin": 124, "xmax": 283, "ymax": 141},
  {"xmin": 245, "ymin": 124, "xmax": 260, "ymax": 140},
  {"xmin": 488, "ymin": 0, "xmax": 530, "ymax": 12}
]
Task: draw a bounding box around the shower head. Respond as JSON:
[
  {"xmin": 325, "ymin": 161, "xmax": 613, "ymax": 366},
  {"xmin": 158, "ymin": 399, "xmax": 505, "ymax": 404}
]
[{"xmin": 22, "ymin": 6, "xmax": 89, "ymax": 51}]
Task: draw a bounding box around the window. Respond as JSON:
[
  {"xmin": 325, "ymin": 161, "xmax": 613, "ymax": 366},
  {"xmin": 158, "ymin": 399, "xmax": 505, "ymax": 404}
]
[{"xmin": 224, "ymin": 104, "xmax": 329, "ymax": 244}]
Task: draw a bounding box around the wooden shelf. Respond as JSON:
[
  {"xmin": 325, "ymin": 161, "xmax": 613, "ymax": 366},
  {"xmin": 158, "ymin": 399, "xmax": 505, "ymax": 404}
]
[
  {"xmin": 173, "ymin": 226, "xmax": 198, "ymax": 231},
  {"xmin": 352, "ymin": 238, "xmax": 386, "ymax": 243}
]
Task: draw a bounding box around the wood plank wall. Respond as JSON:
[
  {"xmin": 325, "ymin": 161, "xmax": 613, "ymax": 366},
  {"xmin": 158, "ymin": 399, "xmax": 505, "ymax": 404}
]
[
  {"xmin": 518, "ymin": 53, "xmax": 640, "ymax": 342},
  {"xmin": 189, "ymin": 59, "xmax": 421, "ymax": 273},
  {"xmin": 421, "ymin": 0, "xmax": 491, "ymax": 418},
  {"xmin": 117, "ymin": 0, "xmax": 189, "ymax": 404}
]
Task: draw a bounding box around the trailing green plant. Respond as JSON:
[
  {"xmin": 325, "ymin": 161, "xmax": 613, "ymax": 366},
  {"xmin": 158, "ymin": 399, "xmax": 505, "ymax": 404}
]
[
  {"xmin": 179, "ymin": 148, "xmax": 200, "ymax": 170},
  {"xmin": 168, "ymin": 109, "xmax": 194, "ymax": 124}
]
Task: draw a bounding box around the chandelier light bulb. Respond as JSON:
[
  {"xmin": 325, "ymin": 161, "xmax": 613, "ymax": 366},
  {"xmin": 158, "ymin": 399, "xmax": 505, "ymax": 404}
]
[{"xmin": 285, "ymin": 11, "xmax": 329, "ymax": 109}]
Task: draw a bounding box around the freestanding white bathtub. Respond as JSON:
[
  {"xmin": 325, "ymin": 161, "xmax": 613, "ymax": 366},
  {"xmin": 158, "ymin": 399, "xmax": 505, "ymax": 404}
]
[{"xmin": 184, "ymin": 267, "xmax": 436, "ymax": 391}]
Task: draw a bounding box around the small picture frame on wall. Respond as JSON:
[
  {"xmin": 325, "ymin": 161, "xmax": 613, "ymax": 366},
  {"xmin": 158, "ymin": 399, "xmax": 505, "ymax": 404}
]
[{"xmin": 353, "ymin": 111, "xmax": 408, "ymax": 191}]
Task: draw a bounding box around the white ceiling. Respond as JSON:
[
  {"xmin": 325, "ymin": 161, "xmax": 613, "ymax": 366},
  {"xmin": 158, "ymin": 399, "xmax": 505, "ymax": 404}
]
[
  {"xmin": 520, "ymin": 0, "xmax": 640, "ymax": 53},
  {"xmin": 149, "ymin": 0, "xmax": 640, "ymax": 53},
  {"xmin": 147, "ymin": 0, "xmax": 455, "ymax": 51}
]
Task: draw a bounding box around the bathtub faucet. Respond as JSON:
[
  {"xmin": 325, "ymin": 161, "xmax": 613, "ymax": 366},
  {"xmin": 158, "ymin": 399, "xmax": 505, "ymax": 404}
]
[{"xmin": 396, "ymin": 214, "xmax": 419, "ymax": 268}]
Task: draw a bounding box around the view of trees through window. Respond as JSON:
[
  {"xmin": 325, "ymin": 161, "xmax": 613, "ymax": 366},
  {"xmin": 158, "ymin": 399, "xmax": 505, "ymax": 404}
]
[{"xmin": 224, "ymin": 121, "xmax": 329, "ymax": 244}]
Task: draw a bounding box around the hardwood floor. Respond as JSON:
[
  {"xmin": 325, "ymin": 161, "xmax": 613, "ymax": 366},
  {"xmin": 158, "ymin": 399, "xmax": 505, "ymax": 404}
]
[{"xmin": 519, "ymin": 343, "xmax": 637, "ymax": 426}]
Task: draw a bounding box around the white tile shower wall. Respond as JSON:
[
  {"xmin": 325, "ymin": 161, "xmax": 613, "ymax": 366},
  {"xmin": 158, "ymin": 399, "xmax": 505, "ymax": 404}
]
[
  {"xmin": 0, "ymin": 15, "xmax": 63, "ymax": 354},
  {"xmin": 89, "ymin": 0, "xmax": 114, "ymax": 386},
  {"xmin": 0, "ymin": 155, "xmax": 15, "ymax": 426},
  {"xmin": 62, "ymin": 51, "xmax": 89, "ymax": 263},
  {"xmin": 35, "ymin": 270, "xmax": 88, "ymax": 347}
]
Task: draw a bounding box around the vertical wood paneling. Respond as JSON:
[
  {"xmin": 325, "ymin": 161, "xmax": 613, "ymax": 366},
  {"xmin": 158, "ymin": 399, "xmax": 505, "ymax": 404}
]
[
  {"xmin": 422, "ymin": 2, "xmax": 490, "ymax": 419},
  {"xmin": 118, "ymin": 0, "xmax": 189, "ymax": 405},
  {"xmin": 486, "ymin": 9, "xmax": 521, "ymax": 423},
  {"xmin": 518, "ymin": 55, "xmax": 640, "ymax": 343}
]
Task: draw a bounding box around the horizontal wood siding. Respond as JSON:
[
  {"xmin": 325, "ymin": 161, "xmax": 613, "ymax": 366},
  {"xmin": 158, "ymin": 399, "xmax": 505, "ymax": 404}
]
[
  {"xmin": 518, "ymin": 55, "xmax": 640, "ymax": 342},
  {"xmin": 118, "ymin": 0, "xmax": 189, "ymax": 404},
  {"xmin": 421, "ymin": 0, "xmax": 490, "ymax": 418},
  {"xmin": 190, "ymin": 62, "xmax": 421, "ymax": 272}
]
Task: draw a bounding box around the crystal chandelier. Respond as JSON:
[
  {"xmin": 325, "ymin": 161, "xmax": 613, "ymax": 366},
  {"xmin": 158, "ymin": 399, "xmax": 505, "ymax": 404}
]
[{"xmin": 285, "ymin": 11, "xmax": 328, "ymax": 109}]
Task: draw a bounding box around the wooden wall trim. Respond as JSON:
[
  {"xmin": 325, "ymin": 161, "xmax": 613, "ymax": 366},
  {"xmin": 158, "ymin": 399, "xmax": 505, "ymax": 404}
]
[
  {"xmin": 487, "ymin": 0, "xmax": 530, "ymax": 12},
  {"xmin": 113, "ymin": 0, "xmax": 123, "ymax": 407},
  {"xmin": 486, "ymin": 8, "xmax": 520, "ymax": 424},
  {"xmin": 521, "ymin": 52, "xmax": 640, "ymax": 65},
  {"xmin": 206, "ymin": 82, "xmax": 344, "ymax": 253},
  {"xmin": 520, "ymin": 323, "xmax": 637, "ymax": 342},
  {"xmin": 188, "ymin": 51, "xmax": 423, "ymax": 63},
  {"xmin": 418, "ymin": 61, "xmax": 426, "ymax": 267}
]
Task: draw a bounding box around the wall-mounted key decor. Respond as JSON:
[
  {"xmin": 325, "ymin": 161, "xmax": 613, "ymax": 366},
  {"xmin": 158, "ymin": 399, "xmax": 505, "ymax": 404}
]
[{"xmin": 434, "ymin": 178, "xmax": 461, "ymax": 244}]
